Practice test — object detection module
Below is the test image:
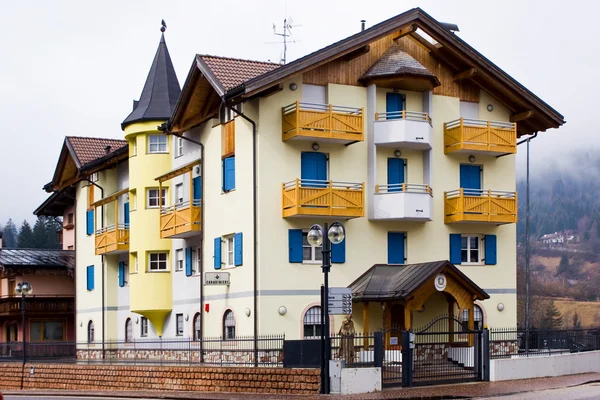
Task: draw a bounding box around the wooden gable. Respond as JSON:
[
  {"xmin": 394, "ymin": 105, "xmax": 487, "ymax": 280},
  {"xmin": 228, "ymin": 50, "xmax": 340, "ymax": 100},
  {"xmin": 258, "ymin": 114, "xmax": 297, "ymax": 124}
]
[{"xmin": 303, "ymin": 32, "xmax": 479, "ymax": 102}]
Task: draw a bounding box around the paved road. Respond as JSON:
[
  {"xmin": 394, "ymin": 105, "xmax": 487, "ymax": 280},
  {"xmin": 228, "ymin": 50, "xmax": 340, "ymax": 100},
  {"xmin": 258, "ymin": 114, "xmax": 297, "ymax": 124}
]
[
  {"xmin": 4, "ymin": 397, "xmax": 159, "ymax": 400},
  {"xmin": 474, "ymin": 382, "xmax": 600, "ymax": 400}
]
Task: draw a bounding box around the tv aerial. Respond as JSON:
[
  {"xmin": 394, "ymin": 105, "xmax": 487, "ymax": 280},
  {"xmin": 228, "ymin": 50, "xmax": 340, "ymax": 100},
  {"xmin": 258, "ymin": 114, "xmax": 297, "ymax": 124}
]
[{"xmin": 266, "ymin": 17, "xmax": 301, "ymax": 64}]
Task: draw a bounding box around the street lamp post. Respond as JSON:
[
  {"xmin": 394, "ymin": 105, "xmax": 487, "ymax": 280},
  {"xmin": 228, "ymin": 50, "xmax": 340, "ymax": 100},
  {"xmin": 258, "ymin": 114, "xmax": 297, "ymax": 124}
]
[
  {"xmin": 15, "ymin": 281, "xmax": 32, "ymax": 365},
  {"xmin": 307, "ymin": 222, "xmax": 345, "ymax": 395}
]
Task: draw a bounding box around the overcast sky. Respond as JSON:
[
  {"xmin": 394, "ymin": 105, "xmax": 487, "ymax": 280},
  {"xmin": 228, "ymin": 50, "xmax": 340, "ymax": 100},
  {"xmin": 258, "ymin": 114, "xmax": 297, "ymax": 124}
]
[{"xmin": 0, "ymin": 0, "xmax": 595, "ymax": 226}]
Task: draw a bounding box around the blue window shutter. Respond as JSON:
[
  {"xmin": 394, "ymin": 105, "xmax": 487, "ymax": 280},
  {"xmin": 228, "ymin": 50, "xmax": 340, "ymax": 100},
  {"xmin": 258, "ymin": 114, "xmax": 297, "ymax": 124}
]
[
  {"xmin": 460, "ymin": 164, "xmax": 482, "ymax": 191},
  {"xmin": 485, "ymin": 235, "xmax": 497, "ymax": 265},
  {"xmin": 288, "ymin": 229, "xmax": 303, "ymax": 263},
  {"xmin": 87, "ymin": 265, "xmax": 94, "ymax": 291},
  {"xmin": 193, "ymin": 176, "xmax": 202, "ymax": 204},
  {"xmin": 387, "ymin": 158, "xmax": 405, "ymax": 192},
  {"xmin": 387, "ymin": 232, "xmax": 405, "ymax": 264},
  {"xmin": 124, "ymin": 203, "xmax": 130, "ymax": 226},
  {"xmin": 86, "ymin": 210, "xmax": 94, "ymax": 235},
  {"xmin": 315, "ymin": 153, "xmax": 327, "ymax": 182},
  {"xmin": 331, "ymin": 236, "xmax": 346, "ymax": 264},
  {"xmin": 450, "ymin": 234, "xmax": 462, "ymax": 264},
  {"xmin": 118, "ymin": 262, "xmax": 125, "ymax": 287},
  {"xmin": 185, "ymin": 248, "xmax": 193, "ymax": 276},
  {"xmin": 386, "ymin": 93, "xmax": 404, "ymax": 119},
  {"xmin": 234, "ymin": 232, "xmax": 243, "ymax": 266},
  {"xmin": 213, "ymin": 237, "xmax": 222, "ymax": 269},
  {"xmin": 223, "ymin": 157, "xmax": 235, "ymax": 191}
]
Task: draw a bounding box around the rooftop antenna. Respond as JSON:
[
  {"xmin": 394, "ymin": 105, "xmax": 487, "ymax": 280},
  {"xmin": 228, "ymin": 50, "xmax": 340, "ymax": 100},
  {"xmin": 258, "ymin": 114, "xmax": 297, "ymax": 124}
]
[
  {"xmin": 161, "ymin": 19, "xmax": 167, "ymax": 33},
  {"xmin": 268, "ymin": 17, "xmax": 301, "ymax": 64}
]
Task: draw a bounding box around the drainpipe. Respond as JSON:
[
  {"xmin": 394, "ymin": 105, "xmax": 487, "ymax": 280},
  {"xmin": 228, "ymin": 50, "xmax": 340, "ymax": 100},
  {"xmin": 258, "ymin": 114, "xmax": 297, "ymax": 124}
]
[
  {"xmin": 84, "ymin": 178, "xmax": 105, "ymax": 358},
  {"xmin": 223, "ymin": 99, "xmax": 259, "ymax": 367},
  {"xmin": 159, "ymin": 122, "xmax": 205, "ymax": 359}
]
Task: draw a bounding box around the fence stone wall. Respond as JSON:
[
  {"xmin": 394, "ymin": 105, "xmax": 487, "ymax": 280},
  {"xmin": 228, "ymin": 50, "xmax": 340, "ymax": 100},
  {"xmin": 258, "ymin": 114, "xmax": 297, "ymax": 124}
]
[
  {"xmin": 76, "ymin": 349, "xmax": 283, "ymax": 365},
  {"xmin": 490, "ymin": 341, "xmax": 519, "ymax": 358},
  {"xmin": 0, "ymin": 363, "xmax": 319, "ymax": 394}
]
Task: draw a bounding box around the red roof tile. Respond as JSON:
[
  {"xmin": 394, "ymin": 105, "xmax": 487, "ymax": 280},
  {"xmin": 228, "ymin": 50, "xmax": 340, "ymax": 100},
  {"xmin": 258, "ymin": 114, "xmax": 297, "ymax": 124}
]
[
  {"xmin": 198, "ymin": 55, "xmax": 280, "ymax": 92},
  {"xmin": 66, "ymin": 137, "xmax": 128, "ymax": 166}
]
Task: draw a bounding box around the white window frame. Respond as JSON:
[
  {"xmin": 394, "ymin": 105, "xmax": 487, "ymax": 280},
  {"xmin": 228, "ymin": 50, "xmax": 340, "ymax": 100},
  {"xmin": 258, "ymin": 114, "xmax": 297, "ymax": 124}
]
[
  {"xmin": 91, "ymin": 172, "xmax": 99, "ymax": 182},
  {"xmin": 146, "ymin": 188, "xmax": 166, "ymax": 208},
  {"xmin": 175, "ymin": 136, "xmax": 184, "ymax": 158},
  {"xmin": 87, "ymin": 321, "xmax": 95, "ymax": 343},
  {"xmin": 148, "ymin": 252, "xmax": 168, "ymax": 271},
  {"xmin": 194, "ymin": 247, "xmax": 201, "ymax": 275},
  {"xmin": 132, "ymin": 137, "xmax": 137, "ymax": 156},
  {"xmin": 123, "ymin": 262, "xmax": 129, "ymax": 285},
  {"xmin": 175, "ymin": 183, "xmax": 184, "ymax": 204},
  {"xmin": 462, "ymin": 305, "xmax": 484, "ymax": 330},
  {"xmin": 193, "ymin": 312, "xmax": 201, "ymax": 341},
  {"xmin": 140, "ymin": 317, "xmax": 148, "ymax": 337},
  {"xmin": 461, "ymin": 234, "xmax": 484, "ymax": 265},
  {"xmin": 176, "ymin": 313, "xmax": 184, "ymax": 336},
  {"xmin": 303, "ymin": 306, "xmax": 322, "ymax": 339},
  {"xmin": 175, "ymin": 249, "xmax": 184, "ymax": 272},
  {"xmin": 302, "ymin": 230, "xmax": 323, "ymax": 264},
  {"xmin": 125, "ymin": 318, "xmax": 133, "ymax": 343},
  {"xmin": 223, "ymin": 310, "xmax": 235, "ymax": 340},
  {"xmin": 148, "ymin": 134, "xmax": 168, "ymax": 153},
  {"xmin": 131, "ymin": 252, "xmax": 138, "ymax": 273},
  {"xmin": 223, "ymin": 235, "xmax": 235, "ymax": 268}
]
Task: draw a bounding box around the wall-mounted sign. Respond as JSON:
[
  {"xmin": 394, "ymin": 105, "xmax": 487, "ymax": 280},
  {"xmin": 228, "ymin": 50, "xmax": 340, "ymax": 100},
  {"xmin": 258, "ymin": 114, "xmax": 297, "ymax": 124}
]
[
  {"xmin": 328, "ymin": 287, "xmax": 352, "ymax": 315},
  {"xmin": 205, "ymin": 272, "xmax": 230, "ymax": 286},
  {"xmin": 434, "ymin": 274, "xmax": 447, "ymax": 291}
]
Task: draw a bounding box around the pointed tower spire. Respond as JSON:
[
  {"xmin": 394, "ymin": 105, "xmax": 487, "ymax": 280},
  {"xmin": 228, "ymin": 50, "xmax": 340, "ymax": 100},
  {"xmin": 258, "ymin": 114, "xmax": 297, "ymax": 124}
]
[{"xmin": 121, "ymin": 21, "xmax": 181, "ymax": 130}]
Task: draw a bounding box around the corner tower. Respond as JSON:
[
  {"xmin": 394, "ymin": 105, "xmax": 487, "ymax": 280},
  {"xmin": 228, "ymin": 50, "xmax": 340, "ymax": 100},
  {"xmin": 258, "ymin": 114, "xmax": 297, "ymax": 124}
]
[{"xmin": 122, "ymin": 24, "xmax": 181, "ymax": 336}]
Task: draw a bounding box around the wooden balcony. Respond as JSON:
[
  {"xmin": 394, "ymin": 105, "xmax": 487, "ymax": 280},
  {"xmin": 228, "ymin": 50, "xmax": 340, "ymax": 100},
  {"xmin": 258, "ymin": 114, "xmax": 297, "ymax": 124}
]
[
  {"xmin": 0, "ymin": 297, "xmax": 74, "ymax": 316},
  {"xmin": 282, "ymin": 179, "xmax": 364, "ymax": 219},
  {"xmin": 95, "ymin": 225, "xmax": 129, "ymax": 255},
  {"xmin": 160, "ymin": 200, "xmax": 201, "ymax": 239},
  {"xmin": 444, "ymin": 118, "xmax": 517, "ymax": 155},
  {"xmin": 282, "ymin": 101, "xmax": 364, "ymax": 144},
  {"xmin": 444, "ymin": 189, "xmax": 517, "ymax": 224}
]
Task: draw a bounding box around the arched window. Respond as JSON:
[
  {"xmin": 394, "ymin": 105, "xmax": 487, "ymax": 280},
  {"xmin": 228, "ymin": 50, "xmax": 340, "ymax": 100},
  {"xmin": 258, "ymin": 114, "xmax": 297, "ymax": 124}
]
[
  {"xmin": 193, "ymin": 313, "xmax": 201, "ymax": 341},
  {"xmin": 87, "ymin": 320, "xmax": 95, "ymax": 343},
  {"xmin": 462, "ymin": 305, "xmax": 484, "ymax": 330},
  {"xmin": 303, "ymin": 306, "xmax": 322, "ymax": 339},
  {"xmin": 125, "ymin": 318, "xmax": 133, "ymax": 343},
  {"xmin": 223, "ymin": 310, "xmax": 235, "ymax": 340}
]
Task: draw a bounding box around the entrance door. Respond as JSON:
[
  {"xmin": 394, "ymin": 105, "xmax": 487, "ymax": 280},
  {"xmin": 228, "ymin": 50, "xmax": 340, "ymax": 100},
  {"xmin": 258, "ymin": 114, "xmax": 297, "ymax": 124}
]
[
  {"xmin": 301, "ymin": 152, "xmax": 327, "ymax": 188},
  {"xmin": 390, "ymin": 304, "xmax": 405, "ymax": 330},
  {"xmin": 460, "ymin": 164, "xmax": 481, "ymax": 196},
  {"xmin": 386, "ymin": 93, "xmax": 404, "ymax": 119},
  {"xmin": 387, "ymin": 158, "xmax": 405, "ymax": 192}
]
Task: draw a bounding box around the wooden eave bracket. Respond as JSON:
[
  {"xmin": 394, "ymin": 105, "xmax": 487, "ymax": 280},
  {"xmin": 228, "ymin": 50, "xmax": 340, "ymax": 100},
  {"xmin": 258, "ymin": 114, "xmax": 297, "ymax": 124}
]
[
  {"xmin": 510, "ymin": 110, "xmax": 534, "ymax": 122},
  {"xmin": 392, "ymin": 24, "xmax": 418, "ymax": 40},
  {"xmin": 341, "ymin": 45, "xmax": 371, "ymax": 62},
  {"xmin": 453, "ymin": 68, "xmax": 477, "ymax": 82}
]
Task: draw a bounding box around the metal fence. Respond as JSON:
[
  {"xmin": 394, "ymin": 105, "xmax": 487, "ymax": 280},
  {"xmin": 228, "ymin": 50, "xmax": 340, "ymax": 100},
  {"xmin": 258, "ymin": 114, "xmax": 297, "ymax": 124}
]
[
  {"xmin": 329, "ymin": 332, "xmax": 376, "ymax": 368},
  {"xmin": 489, "ymin": 327, "xmax": 600, "ymax": 359},
  {"xmin": 0, "ymin": 335, "xmax": 285, "ymax": 366}
]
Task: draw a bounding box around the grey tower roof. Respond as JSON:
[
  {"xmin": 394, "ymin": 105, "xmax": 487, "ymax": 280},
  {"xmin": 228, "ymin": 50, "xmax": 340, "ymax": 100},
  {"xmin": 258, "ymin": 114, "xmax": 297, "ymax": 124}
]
[{"xmin": 122, "ymin": 34, "xmax": 181, "ymax": 130}]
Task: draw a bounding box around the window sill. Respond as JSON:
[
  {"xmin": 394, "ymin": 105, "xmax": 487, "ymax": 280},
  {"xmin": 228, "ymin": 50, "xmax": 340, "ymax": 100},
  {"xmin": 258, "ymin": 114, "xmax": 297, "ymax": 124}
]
[
  {"xmin": 174, "ymin": 154, "xmax": 184, "ymax": 159},
  {"xmin": 147, "ymin": 270, "xmax": 170, "ymax": 273},
  {"xmin": 146, "ymin": 151, "xmax": 169, "ymax": 155},
  {"xmin": 460, "ymin": 263, "xmax": 485, "ymax": 266},
  {"xmin": 302, "ymin": 261, "xmax": 323, "ymax": 265},
  {"xmin": 222, "ymin": 189, "xmax": 236, "ymax": 195}
]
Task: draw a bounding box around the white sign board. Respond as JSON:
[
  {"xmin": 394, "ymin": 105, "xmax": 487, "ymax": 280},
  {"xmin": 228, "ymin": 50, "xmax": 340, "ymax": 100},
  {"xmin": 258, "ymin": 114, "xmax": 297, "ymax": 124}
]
[
  {"xmin": 204, "ymin": 272, "xmax": 230, "ymax": 286},
  {"xmin": 328, "ymin": 287, "xmax": 352, "ymax": 315}
]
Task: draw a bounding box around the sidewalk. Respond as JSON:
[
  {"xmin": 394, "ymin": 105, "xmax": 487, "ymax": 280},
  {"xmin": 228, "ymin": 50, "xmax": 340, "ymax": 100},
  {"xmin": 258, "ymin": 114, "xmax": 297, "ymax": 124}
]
[{"xmin": 3, "ymin": 373, "xmax": 600, "ymax": 399}]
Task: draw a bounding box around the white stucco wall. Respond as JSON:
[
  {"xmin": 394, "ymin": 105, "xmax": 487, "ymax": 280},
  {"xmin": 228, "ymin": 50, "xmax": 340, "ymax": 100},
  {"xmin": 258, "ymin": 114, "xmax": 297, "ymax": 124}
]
[{"xmin": 490, "ymin": 351, "xmax": 600, "ymax": 381}]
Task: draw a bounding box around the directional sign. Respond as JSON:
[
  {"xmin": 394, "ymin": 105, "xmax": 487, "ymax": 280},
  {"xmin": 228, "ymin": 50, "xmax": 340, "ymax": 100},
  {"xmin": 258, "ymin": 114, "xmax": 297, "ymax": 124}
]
[{"xmin": 328, "ymin": 287, "xmax": 352, "ymax": 315}]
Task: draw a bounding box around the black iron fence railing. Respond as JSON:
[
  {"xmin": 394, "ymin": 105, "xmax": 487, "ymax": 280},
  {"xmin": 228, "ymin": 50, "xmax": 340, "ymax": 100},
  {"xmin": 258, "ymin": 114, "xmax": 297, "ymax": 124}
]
[
  {"xmin": 489, "ymin": 327, "xmax": 600, "ymax": 359},
  {"xmin": 329, "ymin": 332, "xmax": 376, "ymax": 368},
  {"xmin": 0, "ymin": 335, "xmax": 285, "ymax": 366}
]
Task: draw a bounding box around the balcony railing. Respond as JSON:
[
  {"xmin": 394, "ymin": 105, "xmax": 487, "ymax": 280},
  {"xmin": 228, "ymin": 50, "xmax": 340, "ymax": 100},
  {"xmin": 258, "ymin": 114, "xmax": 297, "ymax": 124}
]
[
  {"xmin": 95, "ymin": 225, "xmax": 130, "ymax": 255},
  {"xmin": 374, "ymin": 111, "xmax": 432, "ymax": 149},
  {"xmin": 282, "ymin": 179, "xmax": 364, "ymax": 218},
  {"xmin": 160, "ymin": 199, "xmax": 202, "ymax": 239},
  {"xmin": 444, "ymin": 188, "xmax": 517, "ymax": 224},
  {"xmin": 0, "ymin": 298, "xmax": 74, "ymax": 315},
  {"xmin": 444, "ymin": 118, "xmax": 517, "ymax": 155},
  {"xmin": 375, "ymin": 183, "xmax": 432, "ymax": 194},
  {"xmin": 282, "ymin": 101, "xmax": 364, "ymax": 143},
  {"xmin": 375, "ymin": 110, "xmax": 431, "ymax": 123},
  {"xmin": 373, "ymin": 183, "xmax": 433, "ymax": 221}
]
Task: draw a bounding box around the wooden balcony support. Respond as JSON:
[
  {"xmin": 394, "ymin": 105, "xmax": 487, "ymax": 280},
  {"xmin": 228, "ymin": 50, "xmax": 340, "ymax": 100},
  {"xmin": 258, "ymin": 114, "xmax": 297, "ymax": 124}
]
[
  {"xmin": 282, "ymin": 179, "xmax": 364, "ymax": 219},
  {"xmin": 444, "ymin": 188, "xmax": 517, "ymax": 224},
  {"xmin": 281, "ymin": 101, "xmax": 364, "ymax": 143},
  {"xmin": 443, "ymin": 118, "xmax": 517, "ymax": 155}
]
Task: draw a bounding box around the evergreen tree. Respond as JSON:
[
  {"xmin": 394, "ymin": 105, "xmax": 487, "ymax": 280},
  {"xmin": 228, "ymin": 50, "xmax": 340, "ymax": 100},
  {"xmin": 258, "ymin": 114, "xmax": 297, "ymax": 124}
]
[
  {"xmin": 572, "ymin": 312, "xmax": 581, "ymax": 329},
  {"xmin": 556, "ymin": 254, "xmax": 570, "ymax": 277},
  {"xmin": 540, "ymin": 301, "xmax": 563, "ymax": 329},
  {"xmin": 42, "ymin": 216, "xmax": 62, "ymax": 249},
  {"xmin": 2, "ymin": 219, "xmax": 18, "ymax": 248},
  {"xmin": 32, "ymin": 217, "xmax": 47, "ymax": 248},
  {"xmin": 17, "ymin": 220, "xmax": 35, "ymax": 248}
]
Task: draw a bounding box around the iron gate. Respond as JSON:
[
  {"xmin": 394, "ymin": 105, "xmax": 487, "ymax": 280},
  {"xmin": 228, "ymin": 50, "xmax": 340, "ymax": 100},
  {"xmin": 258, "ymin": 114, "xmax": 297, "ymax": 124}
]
[
  {"xmin": 411, "ymin": 316, "xmax": 483, "ymax": 386},
  {"xmin": 380, "ymin": 328, "xmax": 403, "ymax": 387}
]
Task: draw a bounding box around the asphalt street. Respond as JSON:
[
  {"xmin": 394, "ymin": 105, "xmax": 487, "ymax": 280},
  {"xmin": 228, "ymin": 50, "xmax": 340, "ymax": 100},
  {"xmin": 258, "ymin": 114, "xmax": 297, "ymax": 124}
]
[
  {"xmin": 474, "ymin": 382, "xmax": 600, "ymax": 400},
  {"xmin": 4, "ymin": 397, "xmax": 160, "ymax": 400}
]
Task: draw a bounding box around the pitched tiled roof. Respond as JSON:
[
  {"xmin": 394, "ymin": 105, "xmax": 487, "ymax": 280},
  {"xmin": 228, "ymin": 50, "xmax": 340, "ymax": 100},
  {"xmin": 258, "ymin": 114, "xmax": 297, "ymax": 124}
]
[
  {"xmin": 66, "ymin": 137, "xmax": 128, "ymax": 167},
  {"xmin": 361, "ymin": 44, "xmax": 438, "ymax": 81},
  {"xmin": 197, "ymin": 55, "xmax": 280, "ymax": 92},
  {"xmin": 0, "ymin": 249, "xmax": 75, "ymax": 269}
]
